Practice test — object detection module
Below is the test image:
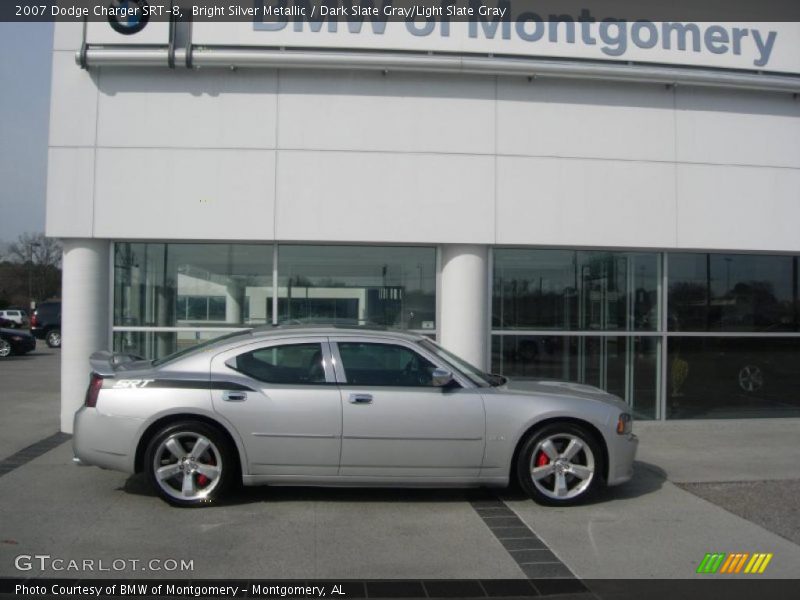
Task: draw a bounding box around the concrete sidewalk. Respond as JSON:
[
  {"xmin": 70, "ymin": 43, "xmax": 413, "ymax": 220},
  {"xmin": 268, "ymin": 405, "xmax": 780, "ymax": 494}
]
[{"xmin": 634, "ymin": 418, "xmax": 800, "ymax": 483}]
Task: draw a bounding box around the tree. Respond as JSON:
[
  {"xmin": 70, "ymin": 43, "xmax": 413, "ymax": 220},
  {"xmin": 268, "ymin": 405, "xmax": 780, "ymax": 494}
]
[
  {"xmin": 0, "ymin": 233, "xmax": 62, "ymax": 308},
  {"xmin": 7, "ymin": 232, "xmax": 62, "ymax": 268}
]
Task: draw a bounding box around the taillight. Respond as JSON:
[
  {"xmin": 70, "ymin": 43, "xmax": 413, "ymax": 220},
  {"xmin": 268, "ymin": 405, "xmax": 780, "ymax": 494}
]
[
  {"xmin": 85, "ymin": 374, "xmax": 104, "ymax": 407},
  {"xmin": 30, "ymin": 314, "xmax": 38, "ymax": 326}
]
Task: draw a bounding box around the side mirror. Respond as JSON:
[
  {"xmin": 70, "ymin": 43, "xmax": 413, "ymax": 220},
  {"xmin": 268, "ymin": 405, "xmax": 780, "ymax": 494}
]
[{"xmin": 431, "ymin": 368, "xmax": 454, "ymax": 387}]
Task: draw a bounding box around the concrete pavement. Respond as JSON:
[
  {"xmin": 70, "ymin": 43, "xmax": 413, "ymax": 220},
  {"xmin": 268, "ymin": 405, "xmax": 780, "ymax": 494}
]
[{"xmin": 0, "ymin": 348, "xmax": 60, "ymax": 459}]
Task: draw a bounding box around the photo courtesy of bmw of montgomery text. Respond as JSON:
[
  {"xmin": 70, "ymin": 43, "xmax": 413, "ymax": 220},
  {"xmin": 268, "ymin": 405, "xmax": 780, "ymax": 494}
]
[{"xmin": 73, "ymin": 326, "xmax": 637, "ymax": 507}]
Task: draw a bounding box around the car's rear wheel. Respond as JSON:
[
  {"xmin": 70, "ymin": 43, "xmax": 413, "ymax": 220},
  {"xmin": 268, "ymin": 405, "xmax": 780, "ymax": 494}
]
[
  {"xmin": 517, "ymin": 422, "xmax": 604, "ymax": 506},
  {"xmin": 46, "ymin": 329, "xmax": 61, "ymax": 348},
  {"xmin": 144, "ymin": 421, "xmax": 236, "ymax": 507},
  {"xmin": 0, "ymin": 339, "xmax": 12, "ymax": 358}
]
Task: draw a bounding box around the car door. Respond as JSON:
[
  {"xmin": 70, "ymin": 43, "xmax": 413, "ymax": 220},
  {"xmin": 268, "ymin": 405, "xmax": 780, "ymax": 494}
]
[
  {"xmin": 210, "ymin": 337, "xmax": 342, "ymax": 477},
  {"xmin": 333, "ymin": 338, "xmax": 486, "ymax": 479}
]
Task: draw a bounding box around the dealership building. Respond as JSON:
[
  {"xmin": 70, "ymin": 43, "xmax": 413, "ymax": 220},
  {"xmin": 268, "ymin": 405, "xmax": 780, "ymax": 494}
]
[{"xmin": 46, "ymin": 7, "xmax": 800, "ymax": 432}]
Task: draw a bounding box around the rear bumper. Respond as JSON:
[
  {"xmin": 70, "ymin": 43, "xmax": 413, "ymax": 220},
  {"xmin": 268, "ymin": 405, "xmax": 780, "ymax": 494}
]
[
  {"xmin": 73, "ymin": 406, "xmax": 141, "ymax": 473},
  {"xmin": 606, "ymin": 433, "xmax": 639, "ymax": 486},
  {"xmin": 11, "ymin": 337, "xmax": 36, "ymax": 354}
]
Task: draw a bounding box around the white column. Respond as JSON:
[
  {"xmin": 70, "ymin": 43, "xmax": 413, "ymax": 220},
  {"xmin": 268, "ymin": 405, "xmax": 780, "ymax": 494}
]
[
  {"xmin": 225, "ymin": 283, "xmax": 243, "ymax": 323},
  {"xmin": 439, "ymin": 245, "xmax": 489, "ymax": 370},
  {"xmin": 61, "ymin": 239, "xmax": 110, "ymax": 433}
]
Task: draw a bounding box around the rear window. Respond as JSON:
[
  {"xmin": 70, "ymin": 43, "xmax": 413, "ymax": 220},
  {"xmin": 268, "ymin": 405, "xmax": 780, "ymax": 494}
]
[
  {"xmin": 230, "ymin": 343, "xmax": 327, "ymax": 385},
  {"xmin": 152, "ymin": 330, "xmax": 250, "ymax": 367},
  {"xmin": 36, "ymin": 303, "xmax": 60, "ymax": 317}
]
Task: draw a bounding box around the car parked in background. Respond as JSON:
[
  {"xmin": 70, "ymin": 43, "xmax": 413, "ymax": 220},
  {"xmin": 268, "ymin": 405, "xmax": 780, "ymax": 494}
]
[
  {"xmin": 73, "ymin": 326, "xmax": 638, "ymax": 508},
  {"xmin": 31, "ymin": 301, "xmax": 61, "ymax": 348},
  {"xmin": 0, "ymin": 309, "xmax": 29, "ymax": 328},
  {"xmin": 0, "ymin": 322, "xmax": 36, "ymax": 357}
]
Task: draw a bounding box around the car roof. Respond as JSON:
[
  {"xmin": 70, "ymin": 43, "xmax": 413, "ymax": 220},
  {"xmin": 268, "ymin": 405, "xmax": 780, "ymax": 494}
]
[
  {"xmin": 201, "ymin": 325, "xmax": 424, "ymax": 352},
  {"xmin": 248, "ymin": 325, "xmax": 424, "ymax": 343}
]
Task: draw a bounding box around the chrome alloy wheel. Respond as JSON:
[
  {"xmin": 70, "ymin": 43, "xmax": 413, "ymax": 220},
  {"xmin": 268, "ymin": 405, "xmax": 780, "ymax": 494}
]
[
  {"xmin": 0, "ymin": 339, "xmax": 11, "ymax": 358},
  {"xmin": 738, "ymin": 364, "xmax": 764, "ymax": 393},
  {"xmin": 530, "ymin": 433, "xmax": 596, "ymax": 501},
  {"xmin": 152, "ymin": 432, "xmax": 222, "ymax": 502},
  {"xmin": 46, "ymin": 330, "xmax": 61, "ymax": 347}
]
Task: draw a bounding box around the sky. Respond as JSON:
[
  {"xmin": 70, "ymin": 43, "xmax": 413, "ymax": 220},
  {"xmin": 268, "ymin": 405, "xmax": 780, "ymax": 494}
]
[{"xmin": 0, "ymin": 22, "xmax": 54, "ymax": 244}]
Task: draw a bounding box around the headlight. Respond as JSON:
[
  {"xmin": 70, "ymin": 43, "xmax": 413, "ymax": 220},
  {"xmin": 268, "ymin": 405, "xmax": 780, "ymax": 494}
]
[{"xmin": 616, "ymin": 413, "xmax": 632, "ymax": 435}]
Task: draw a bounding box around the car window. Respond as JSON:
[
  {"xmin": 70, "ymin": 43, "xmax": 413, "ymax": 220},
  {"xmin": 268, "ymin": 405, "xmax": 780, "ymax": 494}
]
[
  {"xmin": 337, "ymin": 342, "xmax": 438, "ymax": 387},
  {"xmin": 231, "ymin": 343, "xmax": 328, "ymax": 385}
]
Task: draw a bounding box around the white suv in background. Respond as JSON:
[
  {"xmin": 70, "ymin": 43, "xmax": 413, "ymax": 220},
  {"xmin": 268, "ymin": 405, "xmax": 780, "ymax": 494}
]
[{"xmin": 0, "ymin": 309, "xmax": 29, "ymax": 328}]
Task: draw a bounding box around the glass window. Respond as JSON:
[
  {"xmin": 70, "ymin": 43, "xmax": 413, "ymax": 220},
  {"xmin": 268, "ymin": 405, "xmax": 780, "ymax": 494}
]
[
  {"xmin": 668, "ymin": 253, "xmax": 798, "ymax": 332},
  {"xmin": 113, "ymin": 330, "xmax": 244, "ymax": 362},
  {"xmin": 114, "ymin": 243, "xmax": 273, "ymax": 328},
  {"xmin": 277, "ymin": 245, "xmax": 436, "ymax": 330},
  {"xmin": 493, "ymin": 249, "xmax": 659, "ymax": 331},
  {"xmin": 667, "ymin": 337, "xmax": 800, "ymax": 419},
  {"xmin": 231, "ymin": 343, "xmax": 327, "ymax": 385},
  {"xmin": 492, "ymin": 335, "xmax": 659, "ymax": 420},
  {"xmin": 338, "ymin": 342, "xmax": 438, "ymax": 387}
]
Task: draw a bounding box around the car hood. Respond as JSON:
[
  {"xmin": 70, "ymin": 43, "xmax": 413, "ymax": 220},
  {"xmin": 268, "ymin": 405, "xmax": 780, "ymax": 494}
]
[{"xmin": 502, "ymin": 378, "xmax": 629, "ymax": 412}]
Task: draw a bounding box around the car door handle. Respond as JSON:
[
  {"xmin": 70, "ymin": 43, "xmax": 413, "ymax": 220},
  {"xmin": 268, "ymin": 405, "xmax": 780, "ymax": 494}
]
[
  {"xmin": 349, "ymin": 393, "xmax": 373, "ymax": 404},
  {"xmin": 222, "ymin": 391, "xmax": 247, "ymax": 402}
]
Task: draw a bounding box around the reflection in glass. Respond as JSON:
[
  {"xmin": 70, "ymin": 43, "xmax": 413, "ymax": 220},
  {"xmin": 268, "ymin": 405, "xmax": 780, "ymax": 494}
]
[
  {"xmin": 667, "ymin": 337, "xmax": 800, "ymax": 418},
  {"xmin": 114, "ymin": 243, "xmax": 273, "ymax": 330},
  {"xmin": 668, "ymin": 253, "xmax": 798, "ymax": 332},
  {"xmin": 492, "ymin": 335, "xmax": 659, "ymax": 419},
  {"xmin": 277, "ymin": 245, "xmax": 436, "ymax": 329},
  {"xmin": 493, "ymin": 249, "xmax": 659, "ymax": 331},
  {"xmin": 112, "ymin": 329, "xmax": 240, "ymax": 361}
]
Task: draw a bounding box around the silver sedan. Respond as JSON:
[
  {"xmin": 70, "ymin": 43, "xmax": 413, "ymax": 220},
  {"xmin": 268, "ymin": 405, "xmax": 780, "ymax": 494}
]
[{"xmin": 73, "ymin": 327, "xmax": 638, "ymax": 507}]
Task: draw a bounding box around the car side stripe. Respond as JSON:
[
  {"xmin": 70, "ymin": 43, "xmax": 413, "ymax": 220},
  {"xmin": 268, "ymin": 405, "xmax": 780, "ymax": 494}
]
[{"xmin": 102, "ymin": 379, "xmax": 254, "ymax": 391}]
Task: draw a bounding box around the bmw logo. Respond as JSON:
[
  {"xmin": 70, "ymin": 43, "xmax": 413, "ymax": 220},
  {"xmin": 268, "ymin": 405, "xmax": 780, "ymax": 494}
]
[{"xmin": 107, "ymin": 0, "xmax": 150, "ymax": 36}]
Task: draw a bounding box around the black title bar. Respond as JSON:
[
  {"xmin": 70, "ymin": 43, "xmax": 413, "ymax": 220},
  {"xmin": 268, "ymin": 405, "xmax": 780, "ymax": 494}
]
[{"xmin": 4, "ymin": 0, "xmax": 800, "ymax": 23}]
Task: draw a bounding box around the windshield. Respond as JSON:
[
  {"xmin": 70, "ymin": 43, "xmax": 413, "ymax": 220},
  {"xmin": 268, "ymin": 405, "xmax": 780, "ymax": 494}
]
[
  {"xmin": 419, "ymin": 339, "xmax": 504, "ymax": 387},
  {"xmin": 151, "ymin": 330, "xmax": 250, "ymax": 367}
]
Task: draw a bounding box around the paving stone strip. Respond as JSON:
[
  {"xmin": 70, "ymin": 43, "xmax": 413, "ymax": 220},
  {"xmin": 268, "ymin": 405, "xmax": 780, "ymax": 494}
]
[
  {"xmin": 0, "ymin": 432, "xmax": 71, "ymax": 478},
  {"xmin": 469, "ymin": 496, "xmax": 590, "ymax": 597}
]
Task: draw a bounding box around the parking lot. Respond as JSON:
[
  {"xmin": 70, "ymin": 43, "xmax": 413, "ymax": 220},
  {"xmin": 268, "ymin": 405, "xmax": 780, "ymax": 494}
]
[{"xmin": 1, "ymin": 349, "xmax": 799, "ymax": 588}]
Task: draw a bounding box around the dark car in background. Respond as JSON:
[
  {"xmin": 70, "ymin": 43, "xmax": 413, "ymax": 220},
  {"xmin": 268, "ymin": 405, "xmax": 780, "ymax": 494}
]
[
  {"xmin": 0, "ymin": 319, "xmax": 36, "ymax": 357},
  {"xmin": 31, "ymin": 301, "xmax": 61, "ymax": 348}
]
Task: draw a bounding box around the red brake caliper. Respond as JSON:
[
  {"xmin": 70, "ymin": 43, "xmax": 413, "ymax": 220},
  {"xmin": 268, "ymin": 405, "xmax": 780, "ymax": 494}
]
[
  {"xmin": 196, "ymin": 454, "xmax": 215, "ymax": 487},
  {"xmin": 536, "ymin": 451, "xmax": 549, "ymax": 467}
]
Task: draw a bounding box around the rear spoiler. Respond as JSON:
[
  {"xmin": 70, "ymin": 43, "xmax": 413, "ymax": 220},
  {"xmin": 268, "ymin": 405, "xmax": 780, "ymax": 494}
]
[{"xmin": 89, "ymin": 350, "xmax": 146, "ymax": 377}]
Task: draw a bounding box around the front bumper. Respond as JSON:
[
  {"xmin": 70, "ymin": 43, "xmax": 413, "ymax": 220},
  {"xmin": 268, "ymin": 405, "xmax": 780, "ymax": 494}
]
[
  {"xmin": 606, "ymin": 432, "xmax": 639, "ymax": 486},
  {"xmin": 73, "ymin": 406, "xmax": 141, "ymax": 473}
]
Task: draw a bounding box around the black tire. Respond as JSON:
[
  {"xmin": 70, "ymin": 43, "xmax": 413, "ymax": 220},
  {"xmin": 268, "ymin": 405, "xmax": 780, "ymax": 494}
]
[
  {"xmin": 144, "ymin": 420, "xmax": 237, "ymax": 507},
  {"xmin": 516, "ymin": 422, "xmax": 605, "ymax": 506},
  {"xmin": 0, "ymin": 339, "xmax": 12, "ymax": 358},
  {"xmin": 46, "ymin": 329, "xmax": 61, "ymax": 348}
]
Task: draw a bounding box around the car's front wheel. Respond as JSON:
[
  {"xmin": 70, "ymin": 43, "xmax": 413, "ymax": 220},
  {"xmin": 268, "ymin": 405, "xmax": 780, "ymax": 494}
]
[
  {"xmin": 0, "ymin": 339, "xmax": 12, "ymax": 358},
  {"xmin": 517, "ymin": 422, "xmax": 605, "ymax": 506},
  {"xmin": 144, "ymin": 421, "xmax": 236, "ymax": 507},
  {"xmin": 46, "ymin": 329, "xmax": 61, "ymax": 348}
]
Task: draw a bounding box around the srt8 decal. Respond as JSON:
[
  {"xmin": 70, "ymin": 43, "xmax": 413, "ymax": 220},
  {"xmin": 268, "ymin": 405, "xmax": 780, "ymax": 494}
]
[{"xmin": 112, "ymin": 379, "xmax": 154, "ymax": 389}]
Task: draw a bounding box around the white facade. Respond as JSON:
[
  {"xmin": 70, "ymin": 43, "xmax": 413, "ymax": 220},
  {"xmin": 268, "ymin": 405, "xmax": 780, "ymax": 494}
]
[{"xmin": 47, "ymin": 19, "xmax": 800, "ymax": 431}]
